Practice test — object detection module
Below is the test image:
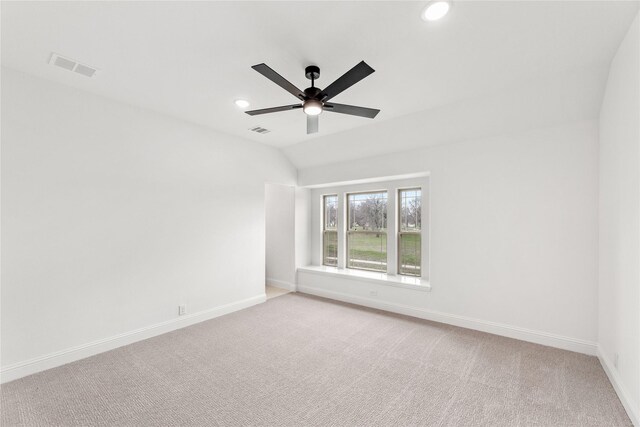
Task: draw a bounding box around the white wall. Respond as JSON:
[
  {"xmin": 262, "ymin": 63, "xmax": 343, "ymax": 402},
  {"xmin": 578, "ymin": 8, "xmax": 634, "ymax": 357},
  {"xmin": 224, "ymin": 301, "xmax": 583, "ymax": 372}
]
[
  {"xmin": 265, "ymin": 185, "xmax": 310, "ymax": 291},
  {"xmin": 294, "ymin": 187, "xmax": 311, "ymax": 270},
  {"xmin": 0, "ymin": 68, "xmax": 296, "ymax": 376},
  {"xmin": 265, "ymin": 183, "xmax": 296, "ymax": 289},
  {"xmin": 297, "ymin": 120, "xmax": 599, "ymax": 353},
  {"xmin": 598, "ymin": 13, "xmax": 639, "ymax": 423}
]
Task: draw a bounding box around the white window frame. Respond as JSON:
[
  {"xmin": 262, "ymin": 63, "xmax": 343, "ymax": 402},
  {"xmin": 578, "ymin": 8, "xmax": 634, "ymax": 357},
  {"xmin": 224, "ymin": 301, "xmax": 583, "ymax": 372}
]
[
  {"xmin": 322, "ymin": 194, "xmax": 338, "ymax": 266},
  {"xmin": 397, "ymin": 187, "xmax": 422, "ymax": 277},
  {"xmin": 312, "ymin": 177, "xmax": 429, "ymax": 282},
  {"xmin": 346, "ymin": 190, "xmax": 389, "ymax": 273}
]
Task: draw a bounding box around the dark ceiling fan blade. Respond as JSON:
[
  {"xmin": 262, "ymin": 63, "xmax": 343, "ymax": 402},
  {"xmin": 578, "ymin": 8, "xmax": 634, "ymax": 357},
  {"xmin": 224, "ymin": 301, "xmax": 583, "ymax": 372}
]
[
  {"xmin": 319, "ymin": 61, "xmax": 375, "ymax": 102},
  {"xmin": 324, "ymin": 102, "xmax": 380, "ymax": 119},
  {"xmin": 245, "ymin": 104, "xmax": 302, "ymax": 116},
  {"xmin": 252, "ymin": 63, "xmax": 306, "ymax": 100},
  {"xmin": 307, "ymin": 115, "xmax": 318, "ymax": 134}
]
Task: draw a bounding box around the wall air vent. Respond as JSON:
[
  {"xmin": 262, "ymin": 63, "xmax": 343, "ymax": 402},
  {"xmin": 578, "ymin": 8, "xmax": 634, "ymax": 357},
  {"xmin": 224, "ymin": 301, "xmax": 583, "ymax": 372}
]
[
  {"xmin": 48, "ymin": 53, "xmax": 98, "ymax": 78},
  {"xmin": 249, "ymin": 126, "xmax": 271, "ymax": 134}
]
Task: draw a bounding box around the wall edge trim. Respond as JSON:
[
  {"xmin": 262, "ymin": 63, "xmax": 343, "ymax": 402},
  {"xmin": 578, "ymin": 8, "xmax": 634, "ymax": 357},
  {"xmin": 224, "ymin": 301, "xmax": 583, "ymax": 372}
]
[{"xmin": 297, "ymin": 284, "xmax": 597, "ymax": 355}]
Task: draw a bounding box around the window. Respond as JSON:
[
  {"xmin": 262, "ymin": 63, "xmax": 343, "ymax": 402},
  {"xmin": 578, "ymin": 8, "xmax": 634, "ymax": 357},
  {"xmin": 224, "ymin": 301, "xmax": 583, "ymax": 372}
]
[
  {"xmin": 315, "ymin": 181, "xmax": 428, "ymax": 282},
  {"xmin": 398, "ymin": 188, "xmax": 422, "ymax": 276},
  {"xmin": 346, "ymin": 191, "xmax": 388, "ymax": 272},
  {"xmin": 322, "ymin": 195, "xmax": 338, "ymax": 266}
]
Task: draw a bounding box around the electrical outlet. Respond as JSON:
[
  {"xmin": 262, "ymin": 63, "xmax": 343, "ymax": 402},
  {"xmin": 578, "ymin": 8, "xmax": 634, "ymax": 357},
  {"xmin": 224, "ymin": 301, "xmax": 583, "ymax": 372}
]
[
  {"xmin": 614, "ymin": 353, "xmax": 619, "ymax": 368},
  {"xmin": 178, "ymin": 305, "xmax": 186, "ymax": 316}
]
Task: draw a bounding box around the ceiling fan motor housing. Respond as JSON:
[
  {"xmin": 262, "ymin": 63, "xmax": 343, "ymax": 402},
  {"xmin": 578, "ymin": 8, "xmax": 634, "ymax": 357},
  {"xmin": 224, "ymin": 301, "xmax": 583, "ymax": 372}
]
[
  {"xmin": 304, "ymin": 87, "xmax": 322, "ymax": 100},
  {"xmin": 303, "ymin": 86, "xmax": 323, "ymax": 115}
]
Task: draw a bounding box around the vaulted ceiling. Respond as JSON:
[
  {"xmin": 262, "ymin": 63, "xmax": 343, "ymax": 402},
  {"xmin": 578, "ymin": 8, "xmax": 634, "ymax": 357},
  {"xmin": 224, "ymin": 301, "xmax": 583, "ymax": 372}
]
[{"xmin": 2, "ymin": 1, "xmax": 638, "ymax": 153}]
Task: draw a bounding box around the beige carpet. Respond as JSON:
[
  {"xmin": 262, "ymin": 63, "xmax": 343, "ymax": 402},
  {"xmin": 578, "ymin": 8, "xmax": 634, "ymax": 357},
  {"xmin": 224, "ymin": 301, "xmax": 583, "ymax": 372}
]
[{"xmin": 1, "ymin": 293, "xmax": 631, "ymax": 426}]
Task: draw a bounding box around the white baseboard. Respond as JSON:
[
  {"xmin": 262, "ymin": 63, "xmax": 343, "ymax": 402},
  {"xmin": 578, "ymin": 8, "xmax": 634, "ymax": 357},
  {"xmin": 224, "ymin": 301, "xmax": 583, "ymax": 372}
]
[
  {"xmin": 266, "ymin": 278, "xmax": 297, "ymax": 292},
  {"xmin": 0, "ymin": 294, "xmax": 266, "ymax": 384},
  {"xmin": 598, "ymin": 346, "xmax": 639, "ymax": 426},
  {"xmin": 297, "ymin": 284, "xmax": 597, "ymax": 356}
]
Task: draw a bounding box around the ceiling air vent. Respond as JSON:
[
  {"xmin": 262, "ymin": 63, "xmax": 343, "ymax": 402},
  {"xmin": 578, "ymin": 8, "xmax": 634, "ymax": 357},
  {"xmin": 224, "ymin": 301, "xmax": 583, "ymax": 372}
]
[
  {"xmin": 48, "ymin": 53, "xmax": 98, "ymax": 78},
  {"xmin": 249, "ymin": 126, "xmax": 271, "ymax": 134}
]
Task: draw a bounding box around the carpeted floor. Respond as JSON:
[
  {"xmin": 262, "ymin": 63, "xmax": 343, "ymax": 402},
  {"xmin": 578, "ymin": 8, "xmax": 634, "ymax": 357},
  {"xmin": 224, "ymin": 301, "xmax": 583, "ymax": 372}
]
[{"xmin": 1, "ymin": 293, "xmax": 631, "ymax": 426}]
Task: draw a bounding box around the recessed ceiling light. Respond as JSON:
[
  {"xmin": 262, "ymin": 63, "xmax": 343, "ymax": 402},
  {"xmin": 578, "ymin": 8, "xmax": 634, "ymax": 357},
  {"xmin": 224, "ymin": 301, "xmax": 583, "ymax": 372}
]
[
  {"xmin": 235, "ymin": 99, "xmax": 250, "ymax": 108},
  {"xmin": 421, "ymin": 1, "xmax": 451, "ymax": 21}
]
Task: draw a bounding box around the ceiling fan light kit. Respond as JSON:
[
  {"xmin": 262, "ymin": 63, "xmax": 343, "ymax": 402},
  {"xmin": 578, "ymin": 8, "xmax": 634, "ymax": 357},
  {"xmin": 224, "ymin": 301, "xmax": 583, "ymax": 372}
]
[
  {"xmin": 246, "ymin": 61, "xmax": 380, "ymax": 134},
  {"xmin": 303, "ymin": 99, "xmax": 322, "ymax": 116}
]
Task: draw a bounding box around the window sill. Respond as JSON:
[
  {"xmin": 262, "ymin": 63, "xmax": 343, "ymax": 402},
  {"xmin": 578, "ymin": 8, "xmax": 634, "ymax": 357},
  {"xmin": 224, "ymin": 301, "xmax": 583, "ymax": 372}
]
[{"xmin": 297, "ymin": 265, "xmax": 431, "ymax": 292}]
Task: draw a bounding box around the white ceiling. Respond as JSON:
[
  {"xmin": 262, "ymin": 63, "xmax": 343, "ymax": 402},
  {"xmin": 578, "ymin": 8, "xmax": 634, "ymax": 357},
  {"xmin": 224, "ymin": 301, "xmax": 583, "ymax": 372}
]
[
  {"xmin": 285, "ymin": 63, "xmax": 610, "ymax": 169},
  {"xmin": 1, "ymin": 1, "xmax": 638, "ymax": 149}
]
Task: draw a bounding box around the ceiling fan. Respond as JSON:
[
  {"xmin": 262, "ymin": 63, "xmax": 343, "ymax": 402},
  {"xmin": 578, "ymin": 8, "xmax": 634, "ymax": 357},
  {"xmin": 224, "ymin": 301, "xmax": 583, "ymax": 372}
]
[{"xmin": 246, "ymin": 61, "xmax": 380, "ymax": 134}]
